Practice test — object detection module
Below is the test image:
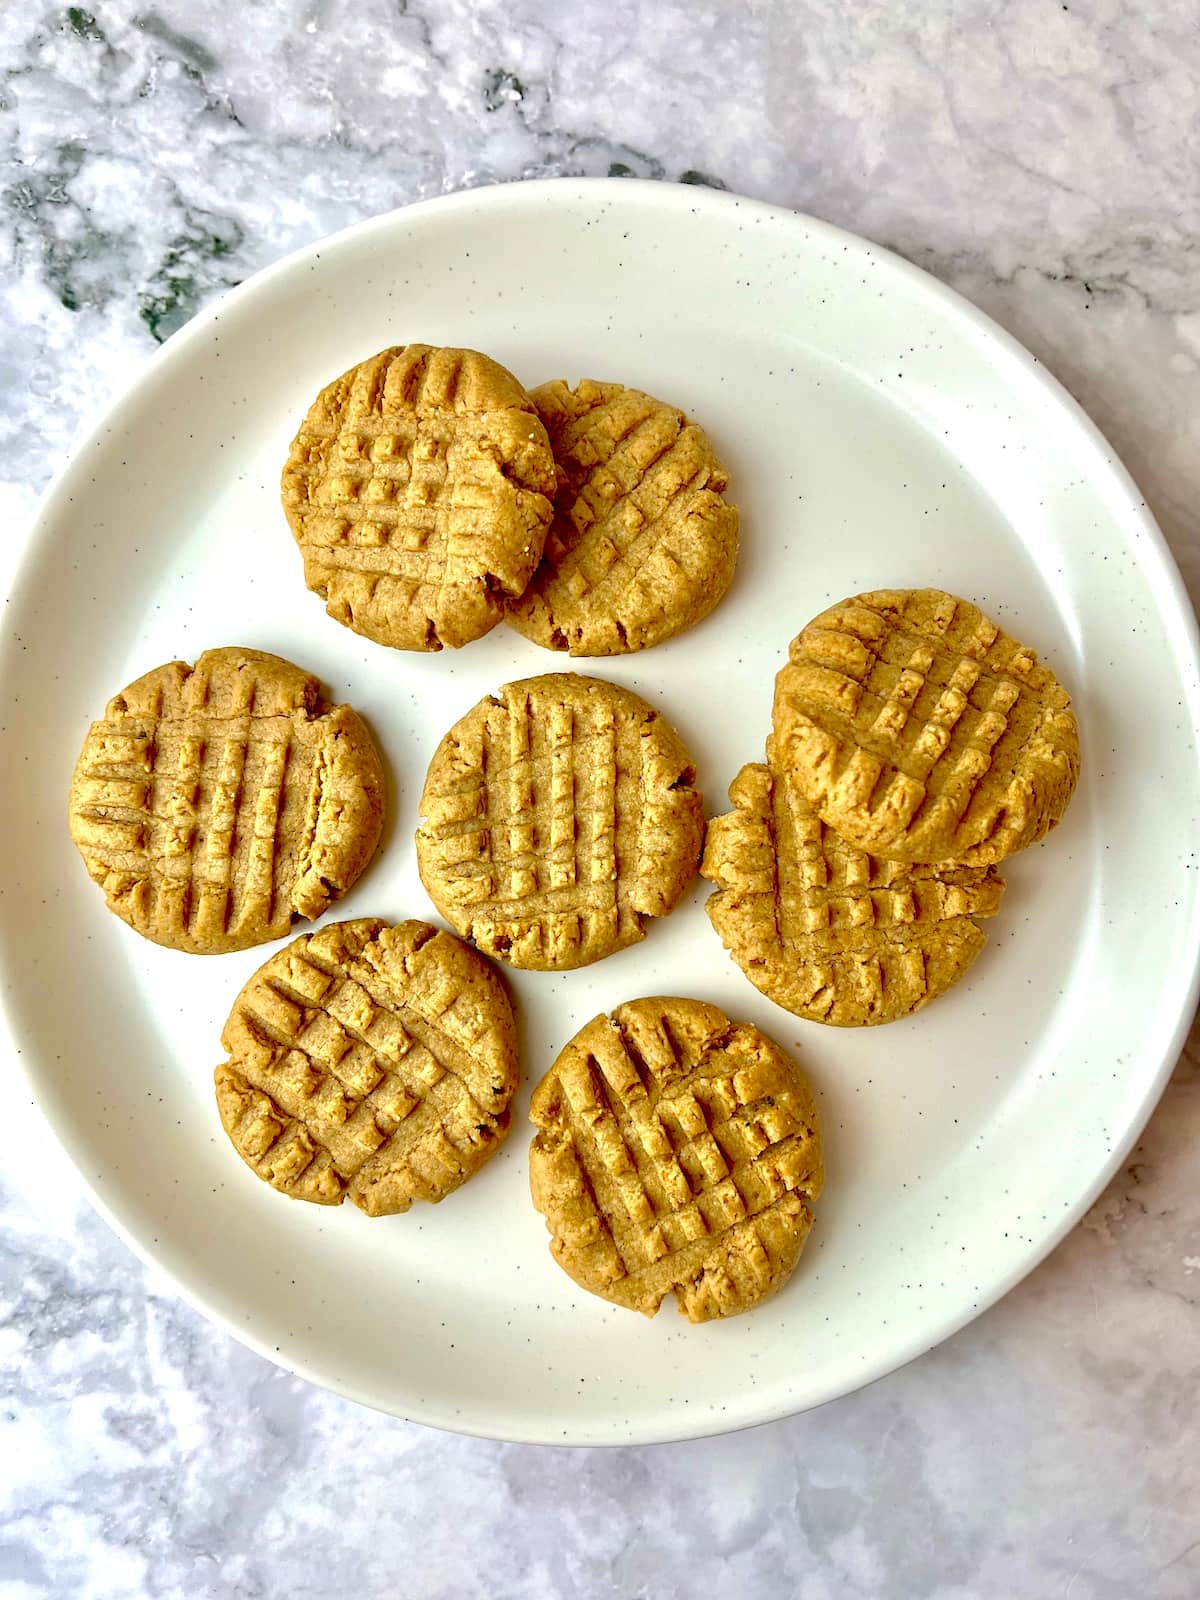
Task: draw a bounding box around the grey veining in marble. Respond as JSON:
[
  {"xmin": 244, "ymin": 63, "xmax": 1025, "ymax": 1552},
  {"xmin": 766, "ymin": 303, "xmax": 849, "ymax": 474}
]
[{"xmin": 1, "ymin": 3, "xmax": 1198, "ymax": 1596}]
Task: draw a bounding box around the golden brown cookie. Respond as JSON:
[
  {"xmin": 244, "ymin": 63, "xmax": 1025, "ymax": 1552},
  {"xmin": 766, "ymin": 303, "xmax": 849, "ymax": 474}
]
[
  {"xmin": 68, "ymin": 648, "xmax": 384, "ymax": 954},
  {"xmin": 506, "ymin": 379, "xmax": 739, "ymax": 655},
  {"xmin": 529, "ymin": 997, "xmax": 823, "ymax": 1321},
  {"xmin": 416, "ymin": 673, "xmax": 703, "ymax": 971},
  {"xmin": 282, "ymin": 344, "xmax": 556, "ymax": 651},
  {"xmin": 771, "ymin": 588, "xmax": 1080, "ymax": 864},
  {"xmin": 214, "ymin": 918, "xmax": 518, "ymax": 1215},
  {"xmin": 703, "ymin": 762, "xmax": 1004, "ymax": 1026}
]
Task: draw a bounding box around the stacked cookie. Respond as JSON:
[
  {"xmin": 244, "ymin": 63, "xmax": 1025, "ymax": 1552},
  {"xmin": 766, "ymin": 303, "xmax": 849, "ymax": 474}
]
[
  {"xmin": 703, "ymin": 589, "xmax": 1081, "ymax": 1025},
  {"xmin": 281, "ymin": 345, "xmax": 739, "ymax": 658}
]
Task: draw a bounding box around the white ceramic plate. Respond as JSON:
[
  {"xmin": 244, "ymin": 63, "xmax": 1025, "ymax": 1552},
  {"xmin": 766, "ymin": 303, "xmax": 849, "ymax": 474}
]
[{"xmin": 3, "ymin": 179, "xmax": 1199, "ymax": 1446}]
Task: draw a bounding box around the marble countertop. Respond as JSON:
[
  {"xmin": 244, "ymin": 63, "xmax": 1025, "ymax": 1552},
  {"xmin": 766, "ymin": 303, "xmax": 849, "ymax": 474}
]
[{"xmin": 2, "ymin": 2, "xmax": 1198, "ymax": 1596}]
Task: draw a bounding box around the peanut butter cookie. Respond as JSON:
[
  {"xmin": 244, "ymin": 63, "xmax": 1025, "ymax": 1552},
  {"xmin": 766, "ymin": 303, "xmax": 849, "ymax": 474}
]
[
  {"xmin": 416, "ymin": 673, "xmax": 703, "ymax": 970},
  {"xmin": 771, "ymin": 589, "xmax": 1080, "ymax": 864},
  {"xmin": 282, "ymin": 344, "xmax": 556, "ymax": 651},
  {"xmin": 529, "ymin": 997, "xmax": 823, "ymax": 1321},
  {"xmin": 703, "ymin": 762, "xmax": 1004, "ymax": 1025},
  {"xmin": 68, "ymin": 648, "xmax": 384, "ymax": 954},
  {"xmin": 506, "ymin": 379, "xmax": 738, "ymax": 655},
  {"xmin": 215, "ymin": 918, "xmax": 518, "ymax": 1214}
]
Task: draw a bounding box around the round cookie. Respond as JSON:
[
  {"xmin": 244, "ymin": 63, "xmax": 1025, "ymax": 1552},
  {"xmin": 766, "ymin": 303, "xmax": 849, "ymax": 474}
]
[
  {"xmin": 771, "ymin": 588, "xmax": 1080, "ymax": 864},
  {"xmin": 214, "ymin": 918, "xmax": 518, "ymax": 1215},
  {"xmin": 506, "ymin": 378, "xmax": 739, "ymax": 655},
  {"xmin": 282, "ymin": 344, "xmax": 556, "ymax": 651},
  {"xmin": 416, "ymin": 673, "xmax": 703, "ymax": 971},
  {"xmin": 529, "ymin": 997, "xmax": 824, "ymax": 1322},
  {"xmin": 68, "ymin": 648, "xmax": 384, "ymax": 954},
  {"xmin": 703, "ymin": 762, "xmax": 1005, "ymax": 1026}
]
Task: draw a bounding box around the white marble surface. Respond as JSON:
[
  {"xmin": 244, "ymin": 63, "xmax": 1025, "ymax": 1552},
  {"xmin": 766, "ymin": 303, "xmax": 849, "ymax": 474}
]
[{"xmin": 1, "ymin": 2, "xmax": 1199, "ymax": 1595}]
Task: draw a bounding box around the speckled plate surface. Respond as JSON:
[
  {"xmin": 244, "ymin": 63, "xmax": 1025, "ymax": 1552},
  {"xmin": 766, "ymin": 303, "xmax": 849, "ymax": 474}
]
[{"xmin": 2, "ymin": 179, "xmax": 1199, "ymax": 1445}]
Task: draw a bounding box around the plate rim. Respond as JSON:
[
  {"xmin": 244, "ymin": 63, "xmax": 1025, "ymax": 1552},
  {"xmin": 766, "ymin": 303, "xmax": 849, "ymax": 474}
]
[{"xmin": 3, "ymin": 175, "xmax": 1199, "ymax": 1445}]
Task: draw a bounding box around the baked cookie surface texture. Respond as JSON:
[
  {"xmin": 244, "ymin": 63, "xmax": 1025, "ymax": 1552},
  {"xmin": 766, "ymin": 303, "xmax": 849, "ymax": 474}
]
[
  {"xmin": 703, "ymin": 761, "xmax": 1004, "ymax": 1025},
  {"xmin": 68, "ymin": 647, "xmax": 384, "ymax": 954},
  {"xmin": 215, "ymin": 918, "xmax": 518, "ymax": 1214},
  {"xmin": 507, "ymin": 379, "xmax": 738, "ymax": 655},
  {"xmin": 771, "ymin": 588, "xmax": 1080, "ymax": 864},
  {"xmin": 282, "ymin": 344, "xmax": 556, "ymax": 651},
  {"xmin": 529, "ymin": 997, "xmax": 824, "ymax": 1322},
  {"xmin": 416, "ymin": 673, "xmax": 703, "ymax": 971}
]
